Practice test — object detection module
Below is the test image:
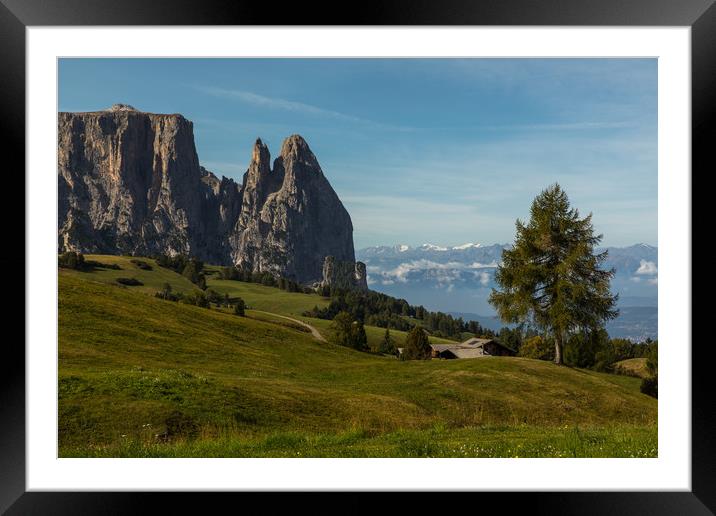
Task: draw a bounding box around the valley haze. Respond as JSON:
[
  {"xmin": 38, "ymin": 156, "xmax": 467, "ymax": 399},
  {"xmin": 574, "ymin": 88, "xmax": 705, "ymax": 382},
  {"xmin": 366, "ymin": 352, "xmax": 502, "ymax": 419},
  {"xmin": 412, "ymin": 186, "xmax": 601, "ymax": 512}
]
[{"xmin": 357, "ymin": 242, "xmax": 658, "ymax": 341}]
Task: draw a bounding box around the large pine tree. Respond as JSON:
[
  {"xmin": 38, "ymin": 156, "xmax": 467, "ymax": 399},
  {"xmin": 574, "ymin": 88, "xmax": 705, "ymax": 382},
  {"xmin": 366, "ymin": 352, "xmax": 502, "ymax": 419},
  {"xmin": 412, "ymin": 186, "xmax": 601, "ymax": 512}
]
[
  {"xmin": 402, "ymin": 326, "xmax": 432, "ymax": 360},
  {"xmin": 489, "ymin": 184, "xmax": 619, "ymax": 364}
]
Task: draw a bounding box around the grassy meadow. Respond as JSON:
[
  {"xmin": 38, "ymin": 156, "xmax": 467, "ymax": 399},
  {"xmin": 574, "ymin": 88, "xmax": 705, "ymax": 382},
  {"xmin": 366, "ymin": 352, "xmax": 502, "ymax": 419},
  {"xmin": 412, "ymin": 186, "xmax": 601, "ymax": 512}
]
[{"xmin": 58, "ymin": 256, "xmax": 657, "ymax": 457}]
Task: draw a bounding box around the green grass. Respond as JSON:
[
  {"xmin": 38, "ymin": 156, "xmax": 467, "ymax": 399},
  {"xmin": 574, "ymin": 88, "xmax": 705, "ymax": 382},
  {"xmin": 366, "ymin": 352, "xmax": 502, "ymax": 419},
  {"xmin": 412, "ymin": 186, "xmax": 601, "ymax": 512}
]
[
  {"xmin": 62, "ymin": 254, "xmax": 200, "ymax": 295},
  {"xmin": 245, "ymin": 310, "xmax": 313, "ymax": 334},
  {"xmin": 203, "ymin": 275, "xmax": 456, "ymax": 348},
  {"xmin": 59, "ymin": 264, "xmax": 657, "ymax": 457},
  {"xmin": 65, "ymin": 255, "xmax": 458, "ymax": 349},
  {"xmin": 61, "ymin": 423, "xmax": 657, "ymax": 458},
  {"xmin": 205, "ymin": 275, "xmax": 329, "ymax": 316}
]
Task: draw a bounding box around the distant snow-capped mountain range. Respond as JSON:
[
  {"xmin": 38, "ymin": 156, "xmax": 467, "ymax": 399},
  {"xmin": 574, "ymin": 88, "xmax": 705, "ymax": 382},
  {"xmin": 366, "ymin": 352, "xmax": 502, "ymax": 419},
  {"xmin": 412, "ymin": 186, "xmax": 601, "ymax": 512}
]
[{"xmin": 356, "ymin": 242, "xmax": 658, "ymax": 341}]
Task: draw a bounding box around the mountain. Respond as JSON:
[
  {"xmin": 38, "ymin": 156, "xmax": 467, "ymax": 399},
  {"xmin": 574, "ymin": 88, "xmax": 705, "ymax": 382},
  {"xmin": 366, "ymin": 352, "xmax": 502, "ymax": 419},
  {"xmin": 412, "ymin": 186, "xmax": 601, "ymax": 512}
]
[
  {"xmin": 58, "ymin": 105, "xmax": 361, "ymax": 285},
  {"xmin": 357, "ymin": 242, "xmax": 658, "ymax": 340}
]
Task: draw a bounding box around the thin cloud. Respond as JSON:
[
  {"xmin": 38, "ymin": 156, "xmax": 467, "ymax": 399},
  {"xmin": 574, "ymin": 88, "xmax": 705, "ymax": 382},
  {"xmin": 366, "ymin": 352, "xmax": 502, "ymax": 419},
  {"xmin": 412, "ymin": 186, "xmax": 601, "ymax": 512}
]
[
  {"xmin": 479, "ymin": 121, "xmax": 636, "ymax": 132},
  {"xmin": 196, "ymin": 86, "xmax": 415, "ymax": 132}
]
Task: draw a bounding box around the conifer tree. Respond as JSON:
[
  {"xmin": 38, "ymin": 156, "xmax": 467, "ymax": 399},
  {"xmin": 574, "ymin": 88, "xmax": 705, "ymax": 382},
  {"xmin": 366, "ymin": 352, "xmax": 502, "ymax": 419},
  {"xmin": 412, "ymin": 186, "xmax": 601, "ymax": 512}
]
[
  {"xmin": 379, "ymin": 327, "xmax": 396, "ymax": 354},
  {"xmin": 233, "ymin": 297, "xmax": 246, "ymax": 316},
  {"xmin": 489, "ymin": 184, "xmax": 618, "ymax": 364},
  {"xmin": 403, "ymin": 325, "xmax": 432, "ymax": 360}
]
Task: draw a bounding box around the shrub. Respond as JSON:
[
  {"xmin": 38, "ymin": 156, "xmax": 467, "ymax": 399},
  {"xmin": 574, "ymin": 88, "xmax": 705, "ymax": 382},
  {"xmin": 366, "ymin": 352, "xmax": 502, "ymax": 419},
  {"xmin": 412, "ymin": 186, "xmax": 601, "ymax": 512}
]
[
  {"xmin": 351, "ymin": 320, "xmax": 368, "ymax": 351},
  {"xmin": 180, "ymin": 290, "xmax": 210, "ymax": 308},
  {"xmin": 130, "ymin": 259, "xmax": 153, "ymax": 270},
  {"xmin": 646, "ymin": 341, "xmax": 658, "ymax": 377},
  {"xmin": 377, "ymin": 328, "xmax": 396, "ymax": 354},
  {"xmin": 330, "ymin": 311, "xmax": 368, "ymax": 351},
  {"xmin": 205, "ymin": 289, "xmax": 223, "ymax": 305},
  {"xmin": 640, "ymin": 375, "xmax": 658, "ymax": 398},
  {"xmin": 234, "ymin": 297, "xmax": 246, "ymax": 316},
  {"xmin": 563, "ymin": 329, "xmax": 609, "ymax": 368},
  {"xmin": 155, "ymin": 282, "xmax": 179, "ymax": 301},
  {"xmin": 156, "ymin": 254, "xmax": 187, "ymax": 273},
  {"xmin": 115, "ymin": 277, "xmax": 143, "ymax": 286},
  {"xmin": 181, "ymin": 265, "xmax": 206, "ymax": 289},
  {"xmin": 402, "ymin": 326, "xmax": 431, "ymax": 360},
  {"xmin": 640, "ymin": 342, "xmax": 658, "ymax": 398},
  {"xmin": 518, "ymin": 335, "xmax": 554, "ymax": 361},
  {"xmin": 164, "ymin": 411, "xmax": 199, "ymax": 440},
  {"xmin": 219, "ymin": 266, "xmax": 240, "ymax": 281}
]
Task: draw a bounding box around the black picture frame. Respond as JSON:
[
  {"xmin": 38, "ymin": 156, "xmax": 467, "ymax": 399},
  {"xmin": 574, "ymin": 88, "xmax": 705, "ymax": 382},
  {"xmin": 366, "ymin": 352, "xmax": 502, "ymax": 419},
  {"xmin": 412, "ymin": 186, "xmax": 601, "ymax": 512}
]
[{"xmin": 1, "ymin": 1, "xmax": 709, "ymax": 513}]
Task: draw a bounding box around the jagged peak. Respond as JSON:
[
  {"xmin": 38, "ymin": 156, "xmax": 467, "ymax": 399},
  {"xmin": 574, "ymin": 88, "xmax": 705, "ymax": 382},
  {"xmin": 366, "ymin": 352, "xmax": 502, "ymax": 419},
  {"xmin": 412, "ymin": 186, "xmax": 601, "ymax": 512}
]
[
  {"xmin": 250, "ymin": 138, "xmax": 271, "ymax": 169},
  {"xmin": 285, "ymin": 134, "xmax": 307, "ymax": 144},
  {"xmin": 280, "ymin": 134, "xmax": 312, "ymax": 157},
  {"xmin": 278, "ymin": 134, "xmax": 322, "ymax": 177}
]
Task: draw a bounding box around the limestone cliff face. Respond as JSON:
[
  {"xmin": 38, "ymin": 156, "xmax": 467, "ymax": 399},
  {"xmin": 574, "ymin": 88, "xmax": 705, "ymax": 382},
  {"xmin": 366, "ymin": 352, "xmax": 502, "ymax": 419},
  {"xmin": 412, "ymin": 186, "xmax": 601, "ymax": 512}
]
[
  {"xmin": 58, "ymin": 105, "xmax": 217, "ymax": 259},
  {"xmin": 58, "ymin": 106, "xmax": 361, "ymax": 285}
]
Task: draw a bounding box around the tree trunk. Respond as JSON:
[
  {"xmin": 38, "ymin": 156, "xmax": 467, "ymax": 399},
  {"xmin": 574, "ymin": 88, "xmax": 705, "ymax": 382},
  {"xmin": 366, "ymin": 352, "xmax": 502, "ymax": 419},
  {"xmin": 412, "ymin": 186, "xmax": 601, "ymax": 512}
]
[{"xmin": 554, "ymin": 331, "xmax": 563, "ymax": 365}]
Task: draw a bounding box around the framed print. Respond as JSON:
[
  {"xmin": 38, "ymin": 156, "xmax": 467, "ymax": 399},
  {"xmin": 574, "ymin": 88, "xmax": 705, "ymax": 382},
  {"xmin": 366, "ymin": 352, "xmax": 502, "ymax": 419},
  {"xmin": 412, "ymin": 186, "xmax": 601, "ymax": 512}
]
[{"xmin": 1, "ymin": 0, "xmax": 710, "ymax": 513}]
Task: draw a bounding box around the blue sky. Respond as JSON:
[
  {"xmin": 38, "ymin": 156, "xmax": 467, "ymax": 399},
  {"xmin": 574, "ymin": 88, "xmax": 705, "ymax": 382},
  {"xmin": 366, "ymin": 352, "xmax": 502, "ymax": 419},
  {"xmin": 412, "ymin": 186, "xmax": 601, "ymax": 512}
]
[{"xmin": 59, "ymin": 58, "xmax": 657, "ymax": 249}]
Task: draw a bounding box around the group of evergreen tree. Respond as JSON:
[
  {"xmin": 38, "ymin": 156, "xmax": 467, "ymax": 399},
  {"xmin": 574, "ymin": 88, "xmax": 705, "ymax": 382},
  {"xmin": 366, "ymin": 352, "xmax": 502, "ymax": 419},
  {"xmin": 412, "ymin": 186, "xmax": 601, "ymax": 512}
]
[
  {"xmin": 640, "ymin": 343, "xmax": 658, "ymax": 398},
  {"xmin": 155, "ymin": 254, "xmax": 207, "ymax": 290},
  {"xmin": 304, "ymin": 288, "xmax": 492, "ymax": 341},
  {"xmin": 514, "ymin": 326, "xmax": 657, "ymax": 372},
  {"xmin": 154, "ymin": 281, "xmax": 246, "ymax": 316},
  {"xmin": 373, "ymin": 328, "xmax": 396, "ymax": 355},
  {"xmin": 233, "ymin": 297, "xmax": 246, "ymax": 316},
  {"xmin": 400, "ymin": 326, "xmax": 432, "ymax": 360},
  {"xmin": 129, "ymin": 259, "xmax": 153, "ymax": 270},
  {"xmin": 154, "ymin": 282, "xmax": 210, "ymax": 308},
  {"xmin": 58, "ymin": 251, "xmax": 121, "ymax": 271},
  {"xmin": 330, "ymin": 311, "xmax": 368, "ymax": 351}
]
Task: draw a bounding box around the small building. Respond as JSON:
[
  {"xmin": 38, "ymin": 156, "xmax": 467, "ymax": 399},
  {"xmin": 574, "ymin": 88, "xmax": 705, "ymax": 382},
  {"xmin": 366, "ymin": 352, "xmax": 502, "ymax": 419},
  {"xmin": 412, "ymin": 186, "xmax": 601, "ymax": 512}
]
[{"xmin": 430, "ymin": 337, "xmax": 515, "ymax": 359}]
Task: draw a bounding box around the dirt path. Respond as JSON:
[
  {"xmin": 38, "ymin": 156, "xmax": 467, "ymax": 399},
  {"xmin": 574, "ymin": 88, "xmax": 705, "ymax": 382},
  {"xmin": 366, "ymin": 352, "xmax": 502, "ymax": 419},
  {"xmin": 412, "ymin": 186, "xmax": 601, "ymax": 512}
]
[{"xmin": 251, "ymin": 310, "xmax": 327, "ymax": 343}]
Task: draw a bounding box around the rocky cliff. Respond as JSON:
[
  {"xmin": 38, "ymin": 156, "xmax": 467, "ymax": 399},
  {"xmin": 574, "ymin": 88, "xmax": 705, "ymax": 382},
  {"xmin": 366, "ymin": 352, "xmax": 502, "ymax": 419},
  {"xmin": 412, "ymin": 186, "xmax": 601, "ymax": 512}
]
[
  {"xmin": 320, "ymin": 256, "xmax": 368, "ymax": 291},
  {"xmin": 58, "ymin": 105, "xmax": 364, "ymax": 285}
]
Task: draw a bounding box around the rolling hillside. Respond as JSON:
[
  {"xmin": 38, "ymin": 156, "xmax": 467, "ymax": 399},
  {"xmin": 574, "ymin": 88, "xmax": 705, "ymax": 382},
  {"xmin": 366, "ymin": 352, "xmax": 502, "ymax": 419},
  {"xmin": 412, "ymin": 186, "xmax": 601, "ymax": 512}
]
[{"xmin": 58, "ymin": 257, "xmax": 657, "ymax": 457}]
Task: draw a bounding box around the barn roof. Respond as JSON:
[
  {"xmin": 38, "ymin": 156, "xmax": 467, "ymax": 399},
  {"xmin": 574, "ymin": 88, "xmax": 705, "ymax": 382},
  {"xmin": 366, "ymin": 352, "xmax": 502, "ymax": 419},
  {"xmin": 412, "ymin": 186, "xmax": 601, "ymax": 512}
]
[
  {"xmin": 430, "ymin": 343, "xmax": 464, "ymax": 352},
  {"xmin": 452, "ymin": 348, "xmax": 489, "ymax": 359},
  {"xmin": 429, "ymin": 337, "xmax": 516, "ymax": 356},
  {"xmin": 461, "ymin": 337, "xmax": 495, "ymax": 347},
  {"xmin": 430, "ymin": 338, "xmax": 494, "ymax": 353}
]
